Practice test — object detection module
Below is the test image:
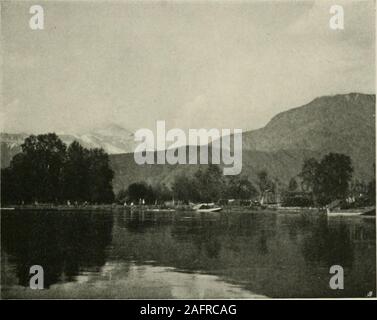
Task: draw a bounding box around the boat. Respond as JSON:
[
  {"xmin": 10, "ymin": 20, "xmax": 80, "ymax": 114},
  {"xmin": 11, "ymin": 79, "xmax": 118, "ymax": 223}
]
[
  {"xmin": 326, "ymin": 206, "xmax": 375, "ymax": 217},
  {"xmin": 193, "ymin": 203, "xmax": 223, "ymax": 213},
  {"xmin": 327, "ymin": 211, "xmax": 364, "ymax": 217},
  {"xmin": 145, "ymin": 208, "xmax": 176, "ymax": 213}
]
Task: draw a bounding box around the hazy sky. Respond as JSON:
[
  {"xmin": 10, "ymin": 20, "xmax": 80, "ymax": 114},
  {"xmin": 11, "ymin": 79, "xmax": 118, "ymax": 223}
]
[{"xmin": 1, "ymin": 0, "xmax": 375, "ymax": 134}]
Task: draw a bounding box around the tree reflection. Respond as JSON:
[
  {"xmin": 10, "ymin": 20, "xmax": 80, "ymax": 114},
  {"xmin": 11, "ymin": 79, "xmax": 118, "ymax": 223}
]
[
  {"xmin": 4, "ymin": 209, "xmax": 373, "ymax": 298},
  {"xmin": 301, "ymin": 218, "xmax": 354, "ymax": 268},
  {"xmin": 1, "ymin": 211, "xmax": 113, "ymax": 288}
]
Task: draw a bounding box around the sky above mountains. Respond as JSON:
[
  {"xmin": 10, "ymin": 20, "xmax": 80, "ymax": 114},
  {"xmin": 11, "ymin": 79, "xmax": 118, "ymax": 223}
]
[{"xmin": 1, "ymin": 0, "xmax": 375, "ymax": 134}]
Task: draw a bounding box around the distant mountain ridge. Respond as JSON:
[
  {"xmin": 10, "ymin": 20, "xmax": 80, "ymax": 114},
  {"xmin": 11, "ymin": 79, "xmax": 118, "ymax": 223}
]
[
  {"xmin": 242, "ymin": 93, "xmax": 374, "ymax": 151},
  {"xmin": 1, "ymin": 124, "xmax": 136, "ymax": 168},
  {"xmin": 110, "ymin": 93, "xmax": 376, "ymax": 193},
  {"xmin": 1, "ymin": 93, "xmax": 375, "ymax": 194},
  {"xmin": 241, "ymin": 93, "xmax": 375, "ymax": 181}
]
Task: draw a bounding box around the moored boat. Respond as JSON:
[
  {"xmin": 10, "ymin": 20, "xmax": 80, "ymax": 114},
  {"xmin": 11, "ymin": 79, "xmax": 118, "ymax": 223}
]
[
  {"xmin": 326, "ymin": 206, "xmax": 375, "ymax": 217},
  {"xmin": 193, "ymin": 203, "xmax": 223, "ymax": 213}
]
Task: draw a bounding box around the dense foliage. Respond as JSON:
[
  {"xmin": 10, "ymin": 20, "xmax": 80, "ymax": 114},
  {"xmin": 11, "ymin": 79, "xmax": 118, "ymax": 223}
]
[
  {"xmin": 299, "ymin": 153, "xmax": 355, "ymax": 206},
  {"xmin": 116, "ymin": 181, "xmax": 173, "ymax": 205},
  {"xmin": 116, "ymin": 164, "xmax": 259, "ymax": 204},
  {"xmin": 1, "ymin": 134, "xmax": 114, "ymax": 204}
]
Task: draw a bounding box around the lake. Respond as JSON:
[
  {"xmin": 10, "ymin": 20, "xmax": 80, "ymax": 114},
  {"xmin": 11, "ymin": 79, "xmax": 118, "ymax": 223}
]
[{"xmin": 1, "ymin": 209, "xmax": 375, "ymax": 299}]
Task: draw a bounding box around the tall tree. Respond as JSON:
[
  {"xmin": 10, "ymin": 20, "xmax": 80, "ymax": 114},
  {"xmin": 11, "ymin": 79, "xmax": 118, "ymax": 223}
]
[
  {"xmin": 87, "ymin": 148, "xmax": 115, "ymax": 203},
  {"xmin": 1, "ymin": 135, "xmax": 115, "ymax": 204},
  {"xmin": 367, "ymin": 163, "xmax": 376, "ymax": 205},
  {"xmin": 126, "ymin": 182, "xmax": 150, "ymax": 204},
  {"xmin": 194, "ymin": 164, "xmax": 225, "ymax": 202},
  {"xmin": 367, "ymin": 179, "xmax": 376, "ymax": 205},
  {"xmin": 257, "ymin": 170, "xmax": 275, "ymax": 193},
  {"xmin": 62, "ymin": 141, "xmax": 90, "ymax": 202},
  {"xmin": 299, "ymin": 158, "xmax": 319, "ymax": 193},
  {"xmin": 1, "ymin": 167, "xmax": 17, "ymax": 204},
  {"xmin": 172, "ymin": 174, "xmax": 199, "ymax": 203},
  {"xmin": 226, "ymin": 175, "xmax": 258, "ymax": 199},
  {"xmin": 152, "ymin": 183, "xmax": 172, "ymax": 203},
  {"xmin": 288, "ymin": 177, "xmax": 298, "ymax": 192},
  {"xmin": 3, "ymin": 153, "xmax": 33, "ymax": 203},
  {"xmin": 315, "ymin": 153, "xmax": 353, "ymax": 205},
  {"xmin": 10, "ymin": 134, "xmax": 67, "ymax": 202},
  {"xmin": 116, "ymin": 188, "xmax": 128, "ymax": 204}
]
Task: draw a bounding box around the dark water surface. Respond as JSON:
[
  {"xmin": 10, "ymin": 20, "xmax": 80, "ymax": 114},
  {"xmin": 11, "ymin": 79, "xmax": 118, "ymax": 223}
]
[{"xmin": 1, "ymin": 209, "xmax": 375, "ymax": 298}]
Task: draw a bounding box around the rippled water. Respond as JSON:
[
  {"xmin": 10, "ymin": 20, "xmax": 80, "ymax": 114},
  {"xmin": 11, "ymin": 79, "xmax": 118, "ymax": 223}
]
[{"xmin": 1, "ymin": 209, "xmax": 375, "ymax": 298}]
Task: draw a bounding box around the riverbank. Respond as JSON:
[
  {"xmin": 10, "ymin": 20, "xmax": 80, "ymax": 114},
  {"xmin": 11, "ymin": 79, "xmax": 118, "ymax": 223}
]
[
  {"xmin": 1, "ymin": 204, "xmax": 374, "ymax": 217},
  {"xmin": 0, "ymin": 204, "xmax": 191, "ymax": 212}
]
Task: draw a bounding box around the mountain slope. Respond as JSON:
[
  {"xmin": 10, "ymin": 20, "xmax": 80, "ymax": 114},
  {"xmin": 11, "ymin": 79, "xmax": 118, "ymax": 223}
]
[
  {"xmin": 1, "ymin": 93, "xmax": 375, "ymax": 193},
  {"xmin": 243, "ymin": 93, "xmax": 374, "ymax": 152},
  {"xmin": 242, "ymin": 93, "xmax": 375, "ymax": 181},
  {"xmin": 111, "ymin": 93, "xmax": 375, "ymax": 193},
  {"xmin": 1, "ymin": 124, "xmax": 136, "ymax": 168}
]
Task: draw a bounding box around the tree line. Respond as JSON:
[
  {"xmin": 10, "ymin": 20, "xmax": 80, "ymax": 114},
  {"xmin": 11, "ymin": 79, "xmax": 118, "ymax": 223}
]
[
  {"xmin": 116, "ymin": 153, "xmax": 375, "ymax": 208},
  {"xmin": 1, "ymin": 133, "xmax": 114, "ymax": 204},
  {"xmin": 2, "ymin": 135, "xmax": 374, "ymax": 209},
  {"xmin": 116, "ymin": 164, "xmax": 259, "ymax": 205},
  {"xmin": 290, "ymin": 153, "xmax": 374, "ymax": 207}
]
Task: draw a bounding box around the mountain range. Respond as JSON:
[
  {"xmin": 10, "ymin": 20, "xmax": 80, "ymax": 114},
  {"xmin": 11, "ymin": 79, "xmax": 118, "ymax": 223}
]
[
  {"xmin": 1, "ymin": 124, "xmax": 136, "ymax": 168},
  {"xmin": 1, "ymin": 93, "xmax": 375, "ymax": 194},
  {"xmin": 110, "ymin": 93, "xmax": 375, "ymax": 193}
]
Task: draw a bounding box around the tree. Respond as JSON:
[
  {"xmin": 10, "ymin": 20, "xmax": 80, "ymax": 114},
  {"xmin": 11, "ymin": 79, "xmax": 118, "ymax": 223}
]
[
  {"xmin": 257, "ymin": 170, "xmax": 275, "ymax": 193},
  {"xmin": 126, "ymin": 182, "xmax": 150, "ymax": 204},
  {"xmin": 350, "ymin": 179, "xmax": 367, "ymax": 197},
  {"xmin": 152, "ymin": 183, "xmax": 172, "ymax": 203},
  {"xmin": 299, "ymin": 154, "xmax": 353, "ymax": 206},
  {"xmin": 172, "ymin": 174, "xmax": 199, "ymax": 203},
  {"xmin": 367, "ymin": 163, "xmax": 375, "ymax": 205},
  {"xmin": 315, "ymin": 153, "xmax": 353, "ymax": 205},
  {"xmin": 87, "ymin": 148, "xmax": 115, "ymax": 203},
  {"xmin": 62, "ymin": 141, "xmax": 90, "ymax": 202},
  {"xmin": 367, "ymin": 179, "xmax": 376, "ymax": 205},
  {"xmin": 299, "ymin": 158, "xmax": 319, "ymax": 193},
  {"xmin": 226, "ymin": 175, "xmax": 258, "ymax": 199},
  {"xmin": 1, "ymin": 135, "xmax": 115, "ymax": 204},
  {"xmin": 116, "ymin": 188, "xmax": 128, "ymax": 204},
  {"xmin": 2, "ymin": 153, "xmax": 32, "ymax": 203},
  {"xmin": 194, "ymin": 164, "xmax": 225, "ymax": 202},
  {"xmin": 5, "ymin": 134, "xmax": 67, "ymax": 203},
  {"xmin": 1, "ymin": 167, "xmax": 17, "ymax": 204},
  {"xmin": 288, "ymin": 177, "xmax": 298, "ymax": 192}
]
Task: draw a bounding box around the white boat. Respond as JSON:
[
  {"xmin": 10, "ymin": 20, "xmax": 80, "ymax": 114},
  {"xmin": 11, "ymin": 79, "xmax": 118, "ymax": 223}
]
[
  {"xmin": 327, "ymin": 211, "xmax": 364, "ymax": 217},
  {"xmin": 146, "ymin": 208, "xmax": 176, "ymax": 212},
  {"xmin": 326, "ymin": 207, "xmax": 375, "ymax": 217},
  {"xmin": 193, "ymin": 203, "xmax": 223, "ymax": 213}
]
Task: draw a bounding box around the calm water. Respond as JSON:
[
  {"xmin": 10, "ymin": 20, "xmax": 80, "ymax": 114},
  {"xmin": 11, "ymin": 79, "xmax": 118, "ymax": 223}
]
[{"xmin": 1, "ymin": 209, "xmax": 376, "ymax": 299}]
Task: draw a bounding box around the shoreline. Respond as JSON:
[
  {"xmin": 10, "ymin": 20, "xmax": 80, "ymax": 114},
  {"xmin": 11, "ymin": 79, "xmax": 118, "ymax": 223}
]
[{"xmin": 1, "ymin": 204, "xmax": 374, "ymax": 217}]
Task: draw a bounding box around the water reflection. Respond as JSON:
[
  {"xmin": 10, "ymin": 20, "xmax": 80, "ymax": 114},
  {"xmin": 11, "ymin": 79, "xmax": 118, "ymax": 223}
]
[
  {"xmin": 302, "ymin": 218, "xmax": 354, "ymax": 267},
  {"xmin": 1, "ymin": 211, "xmax": 113, "ymax": 288},
  {"xmin": 1, "ymin": 209, "xmax": 375, "ymax": 298}
]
